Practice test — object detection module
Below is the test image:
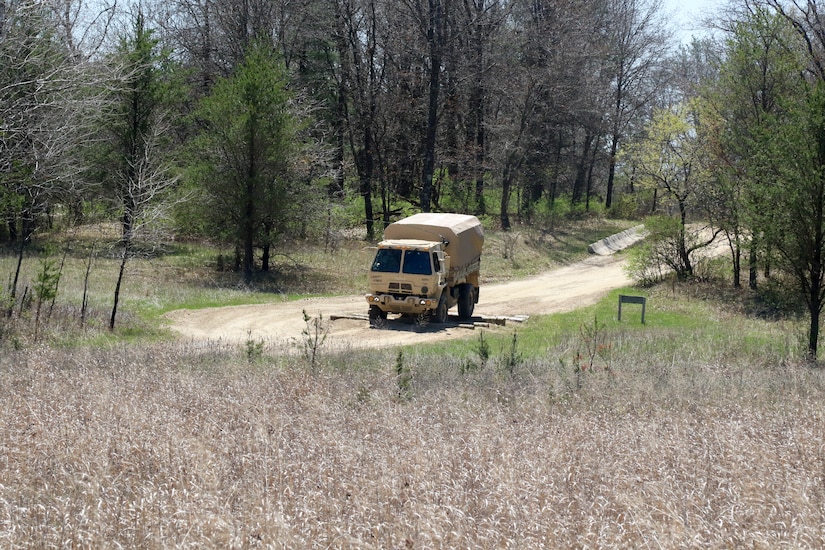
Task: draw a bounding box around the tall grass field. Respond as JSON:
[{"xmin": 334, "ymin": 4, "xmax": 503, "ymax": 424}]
[{"xmin": 1, "ymin": 221, "xmax": 824, "ymax": 547}]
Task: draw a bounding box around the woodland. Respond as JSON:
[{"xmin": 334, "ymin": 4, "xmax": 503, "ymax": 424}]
[{"xmin": 4, "ymin": 0, "xmax": 825, "ymax": 356}]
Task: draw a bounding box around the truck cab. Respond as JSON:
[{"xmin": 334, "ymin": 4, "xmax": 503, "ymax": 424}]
[{"xmin": 366, "ymin": 240, "xmax": 449, "ymax": 322}]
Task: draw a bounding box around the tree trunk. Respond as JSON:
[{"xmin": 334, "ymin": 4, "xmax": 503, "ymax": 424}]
[
  {"xmin": 749, "ymin": 241, "xmax": 758, "ymax": 290},
  {"xmin": 807, "ymin": 177, "xmax": 825, "ymax": 360},
  {"xmin": 7, "ymin": 237, "xmax": 25, "ymax": 317},
  {"xmin": 678, "ymin": 200, "xmax": 692, "ymax": 277},
  {"xmin": 420, "ymin": 0, "xmax": 443, "ymax": 213},
  {"xmin": 809, "ymin": 299, "xmax": 820, "ymax": 361},
  {"xmin": 732, "ymin": 235, "xmax": 741, "ymax": 288},
  {"xmin": 585, "ymin": 135, "xmax": 601, "ymax": 211},
  {"xmin": 110, "ymin": 243, "xmax": 129, "ymax": 331},
  {"xmin": 261, "ymin": 219, "xmax": 272, "ymax": 272},
  {"xmin": 572, "ymin": 133, "xmax": 593, "ymax": 204},
  {"xmin": 606, "ymin": 133, "xmax": 619, "ymax": 209},
  {"xmin": 358, "ymin": 130, "xmax": 375, "ymax": 240},
  {"xmin": 471, "ymin": 17, "xmax": 486, "ymax": 216},
  {"xmin": 243, "ymin": 194, "xmax": 255, "ymax": 282},
  {"xmin": 500, "ymin": 163, "xmax": 513, "ymax": 230}
]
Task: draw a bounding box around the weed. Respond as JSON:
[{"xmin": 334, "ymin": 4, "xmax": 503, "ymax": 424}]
[
  {"xmin": 460, "ymin": 330, "xmax": 492, "ymax": 374},
  {"xmin": 502, "ymin": 231, "xmax": 520, "ymax": 264},
  {"xmin": 475, "ymin": 330, "xmax": 491, "ymax": 366},
  {"xmin": 576, "ymin": 315, "xmax": 612, "ymax": 373},
  {"xmin": 395, "ymin": 349, "xmax": 412, "ymax": 399},
  {"xmin": 301, "ymin": 309, "xmax": 328, "ymax": 370},
  {"xmin": 571, "ymin": 316, "xmax": 613, "ymax": 390},
  {"xmin": 244, "ymin": 331, "xmax": 264, "ymax": 363},
  {"xmin": 355, "ymin": 383, "xmax": 371, "ymax": 405},
  {"xmin": 33, "ymin": 255, "xmax": 61, "ymax": 342},
  {"xmin": 502, "ymin": 331, "xmax": 522, "ymax": 375}
]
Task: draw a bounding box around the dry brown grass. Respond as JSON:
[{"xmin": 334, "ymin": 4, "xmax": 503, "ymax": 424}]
[{"xmin": 2, "ymin": 340, "xmax": 824, "ymax": 548}]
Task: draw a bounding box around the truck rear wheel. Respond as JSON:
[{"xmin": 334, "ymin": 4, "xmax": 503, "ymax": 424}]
[{"xmin": 457, "ymin": 284, "xmax": 475, "ymax": 320}]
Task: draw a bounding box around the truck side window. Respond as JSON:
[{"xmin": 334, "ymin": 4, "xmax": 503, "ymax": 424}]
[
  {"xmin": 371, "ymin": 249, "xmax": 402, "ymax": 273},
  {"xmin": 402, "ymin": 250, "xmax": 432, "ymax": 275},
  {"xmin": 432, "ymin": 252, "xmax": 441, "ymax": 273}
]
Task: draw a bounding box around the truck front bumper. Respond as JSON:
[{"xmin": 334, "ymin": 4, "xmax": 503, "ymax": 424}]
[{"xmin": 366, "ymin": 294, "xmax": 435, "ymax": 315}]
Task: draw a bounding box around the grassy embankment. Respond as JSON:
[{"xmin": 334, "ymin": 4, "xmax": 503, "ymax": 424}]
[{"xmin": 1, "ymin": 219, "xmax": 823, "ymax": 548}]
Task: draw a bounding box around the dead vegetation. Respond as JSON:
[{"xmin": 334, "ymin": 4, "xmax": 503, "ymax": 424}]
[{"xmin": 1, "ymin": 335, "xmax": 823, "ymax": 548}]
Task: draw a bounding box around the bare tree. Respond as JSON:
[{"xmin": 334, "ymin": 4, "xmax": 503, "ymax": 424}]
[
  {"xmin": 0, "ymin": 0, "xmax": 119, "ymax": 310},
  {"xmin": 603, "ymin": 0, "xmax": 671, "ymax": 209},
  {"xmin": 110, "ymin": 117, "xmax": 181, "ymax": 330},
  {"xmin": 333, "ymin": 0, "xmax": 383, "ymax": 238}
]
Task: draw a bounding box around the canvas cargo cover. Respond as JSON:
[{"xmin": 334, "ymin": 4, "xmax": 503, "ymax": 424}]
[{"xmin": 383, "ymin": 213, "xmax": 484, "ymax": 270}]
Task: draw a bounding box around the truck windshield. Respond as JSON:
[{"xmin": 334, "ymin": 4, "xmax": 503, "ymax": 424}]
[
  {"xmin": 371, "ymin": 249, "xmax": 402, "ymax": 273},
  {"xmin": 402, "ymin": 250, "xmax": 432, "ymax": 275}
]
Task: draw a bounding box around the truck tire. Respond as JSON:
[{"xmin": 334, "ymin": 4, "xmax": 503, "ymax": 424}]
[
  {"xmin": 432, "ymin": 293, "xmax": 448, "ymax": 324},
  {"xmin": 457, "ymin": 283, "xmax": 475, "ymax": 320},
  {"xmin": 369, "ymin": 305, "xmax": 387, "ymax": 326}
]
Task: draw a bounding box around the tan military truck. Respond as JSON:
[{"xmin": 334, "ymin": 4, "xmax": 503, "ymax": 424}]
[{"xmin": 366, "ymin": 213, "xmax": 484, "ymax": 325}]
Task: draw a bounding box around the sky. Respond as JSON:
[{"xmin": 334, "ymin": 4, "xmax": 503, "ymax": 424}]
[{"xmin": 666, "ymin": 0, "xmax": 718, "ymax": 43}]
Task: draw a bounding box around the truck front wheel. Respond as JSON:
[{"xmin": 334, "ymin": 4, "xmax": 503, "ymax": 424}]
[
  {"xmin": 457, "ymin": 284, "xmax": 475, "ymax": 320},
  {"xmin": 432, "ymin": 293, "xmax": 448, "ymax": 324},
  {"xmin": 369, "ymin": 305, "xmax": 387, "ymax": 326}
]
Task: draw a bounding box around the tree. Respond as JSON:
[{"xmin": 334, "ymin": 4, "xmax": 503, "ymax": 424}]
[
  {"xmin": 603, "ymin": 0, "xmax": 671, "ymax": 210},
  {"xmin": 492, "ymin": 0, "xmax": 607, "ymax": 227},
  {"xmin": 702, "ymin": 0, "xmax": 825, "ymax": 360},
  {"xmin": 191, "ymin": 42, "xmax": 303, "ymax": 282},
  {"xmin": 1, "ymin": 0, "xmax": 113, "ymax": 311},
  {"xmin": 442, "ymin": 0, "xmax": 506, "ymax": 216},
  {"xmin": 96, "ymin": 8, "xmax": 183, "ymax": 240},
  {"xmin": 414, "ymin": 0, "xmax": 448, "ymax": 213},
  {"xmin": 99, "ymin": 8, "xmax": 186, "ymax": 330},
  {"xmin": 699, "ymin": 8, "xmax": 797, "ymax": 289},
  {"xmin": 333, "ymin": 0, "xmax": 383, "ymax": 239},
  {"xmin": 109, "ymin": 117, "xmax": 180, "ymax": 330},
  {"xmin": 622, "ymin": 102, "xmax": 718, "ymax": 278},
  {"xmin": 736, "ymin": 75, "xmax": 825, "ymax": 360}
]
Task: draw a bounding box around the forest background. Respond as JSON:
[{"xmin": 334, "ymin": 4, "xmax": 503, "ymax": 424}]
[{"xmin": 4, "ymin": 0, "xmax": 825, "ymax": 356}]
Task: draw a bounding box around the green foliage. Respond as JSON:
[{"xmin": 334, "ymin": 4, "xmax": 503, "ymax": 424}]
[
  {"xmin": 460, "ymin": 330, "xmax": 493, "ymax": 374},
  {"xmin": 90, "ymin": 9, "xmax": 186, "ymax": 235},
  {"xmin": 33, "ymin": 255, "xmax": 61, "ymax": 307},
  {"xmin": 188, "ymin": 42, "xmax": 321, "ymax": 278},
  {"xmin": 624, "ymin": 216, "xmax": 680, "ymax": 284},
  {"xmin": 476, "ymin": 330, "xmax": 491, "ymax": 366},
  {"xmin": 701, "ymin": 6, "xmax": 825, "ymax": 357}
]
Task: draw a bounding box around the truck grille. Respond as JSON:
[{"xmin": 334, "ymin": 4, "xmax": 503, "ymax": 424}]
[{"xmin": 388, "ymin": 282, "xmax": 414, "ymax": 294}]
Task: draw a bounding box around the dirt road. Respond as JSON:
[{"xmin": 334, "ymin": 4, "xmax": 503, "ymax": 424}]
[{"xmin": 164, "ymin": 253, "xmax": 633, "ymax": 350}]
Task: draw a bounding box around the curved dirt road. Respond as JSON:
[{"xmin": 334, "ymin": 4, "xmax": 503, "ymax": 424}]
[{"xmin": 165, "ymin": 253, "xmax": 632, "ymax": 350}]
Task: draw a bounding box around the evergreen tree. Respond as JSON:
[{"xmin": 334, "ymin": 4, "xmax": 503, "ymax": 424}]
[{"xmin": 190, "ymin": 42, "xmax": 305, "ymax": 282}]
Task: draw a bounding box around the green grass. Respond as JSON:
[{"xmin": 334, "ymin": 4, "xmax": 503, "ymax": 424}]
[{"xmin": 419, "ymin": 284, "xmax": 806, "ymax": 372}]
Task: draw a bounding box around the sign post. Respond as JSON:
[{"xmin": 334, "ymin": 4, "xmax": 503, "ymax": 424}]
[{"xmin": 618, "ymin": 295, "xmax": 646, "ymax": 324}]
